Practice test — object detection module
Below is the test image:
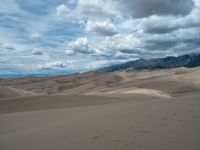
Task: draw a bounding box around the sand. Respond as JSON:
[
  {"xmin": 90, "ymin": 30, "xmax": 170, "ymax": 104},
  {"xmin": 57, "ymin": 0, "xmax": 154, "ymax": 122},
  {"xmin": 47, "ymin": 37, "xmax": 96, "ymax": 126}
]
[{"xmin": 0, "ymin": 67, "xmax": 200, "ymax": 150}]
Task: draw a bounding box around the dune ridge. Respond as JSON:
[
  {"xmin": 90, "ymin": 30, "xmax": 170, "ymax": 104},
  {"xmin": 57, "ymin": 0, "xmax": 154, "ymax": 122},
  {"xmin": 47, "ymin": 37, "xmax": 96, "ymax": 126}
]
[{"xmin": 0, "ymin": 67, "xmax": 200, "ymax": 97}]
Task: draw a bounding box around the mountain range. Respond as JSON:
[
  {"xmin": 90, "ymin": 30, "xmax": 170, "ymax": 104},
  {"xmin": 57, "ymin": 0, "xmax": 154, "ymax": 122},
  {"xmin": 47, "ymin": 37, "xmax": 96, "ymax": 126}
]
[{"xmin": 98, "ymin": 53, "xmax": 200, "ymax": 72}]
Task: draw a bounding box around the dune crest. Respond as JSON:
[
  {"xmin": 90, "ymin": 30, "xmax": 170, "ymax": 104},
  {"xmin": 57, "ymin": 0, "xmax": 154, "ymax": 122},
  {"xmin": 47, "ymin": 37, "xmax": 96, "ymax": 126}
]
[{"xmin": 86, "ymin": 87, "xmax": 172, "ymax": 98}]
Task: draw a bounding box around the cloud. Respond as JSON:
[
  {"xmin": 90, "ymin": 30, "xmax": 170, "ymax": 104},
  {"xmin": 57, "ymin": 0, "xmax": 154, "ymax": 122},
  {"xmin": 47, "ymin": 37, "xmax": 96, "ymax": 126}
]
[
  {"xmin": 117, "ymin": 0, "xmax": 195, "ymax": 18},
  {"xmin": 68, "ymin": 0, "xmax": 77, "ymax": 4},
  {"xmin": 56, "ymin": 0, "xmax": 121, "ymax": 21},
  {"xmin": 32, "ymin": 49, "xmax": 43, "ymax": 55},
  {"xmin": 74, "ymin": 0, "xmax": 120, "ymax": 20},
  {"xmin": 16, "ymin": 0, "xmax": 66, "ymax": 15},
  {"xmin": 113, "ymin": 51, "xmax": 139, "ymax": 59},
  {"xmin": 194, "ymin": 0, "xmax": 200, "ymax": 6},
  {"xmin": 141, "ymin": 27, "xmax": 200, "ymax": 53},
  {"xmin": 56, "ymin": 4, "xmax": 70, "ymax": 16},
  {"xmin": 30, "ymin": 32, "xmax": 42, "ymax": 40},
  {"xmin": 102, "ymin": 34, "xmax": 142, "ymax": 53},
  {"xmin": 2, "ymin": 43, "xmax": 16, "ymax": 50},
  {"xmin": 66, "ymin": 37, "xmax": 95, "ymax": 54},
  {"xmin": 141, "ymin": 8, "xmax": 200, "ymax": 34},
  {"xmin": 39, "ymin": 59, "xmax": 120, "ymax": 71},
  {"xmin": 41, "ymin": 61, "xmax": 67, "ymax": 69},
  {"xmin": 85, "ymin": 20, "xmax": 118, "ymax": 36}
]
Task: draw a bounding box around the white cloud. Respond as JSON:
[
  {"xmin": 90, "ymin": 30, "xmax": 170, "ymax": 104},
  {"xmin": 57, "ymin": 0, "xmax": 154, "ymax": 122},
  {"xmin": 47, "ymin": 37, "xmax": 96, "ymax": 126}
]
[
  {"xmin": 194, "ymin": 0, "xmax": 200, "ymax": 6},
  {"xmin": 118, "ymin": 19, "xmax": 135, "ymax": 30},
  {"xmin": 39, "ymin": 59, "xmax": 120, "ymax": 71},
  {"xmin": 30, "ymin": 32, "xmax": 42, "ymax": 40},
  {"xmin": 66, "ymin": 37, "xmax": 95, "ymax": 54},
  {"xmin": 2, "ymin": 43, "xmax": 15, "ymax": 50},
  {"xmin": 55, "ymin": 0, "xmax": 121, "ymax": 22},
  {"xmin": 41, "ymin": 61, "xmax": 67, "ymax": 69},
  {"xmin": 113, "ymin": 51, "xmax": 139, "ymax": 59},
  {"xmin": 75, "ymin": 0, "xmax": 120, "ymax": 20},
  {"xmin": 68, "ymin": 0, "xmax": 77, "ymax": 5},
  {"xmin": 56, "ymin": 4, "xmax": 70, "ymax": 16},
  {"xmin": 102, "ymin": 34, "xmax": 142, "ymax": 53},
  {"xmin": 65, "ymin": 49, "xmax": 75, "ymax": 56},
  {"xmin": 85, "ymin": 20, "xmax": 118, "ymax": 36}
]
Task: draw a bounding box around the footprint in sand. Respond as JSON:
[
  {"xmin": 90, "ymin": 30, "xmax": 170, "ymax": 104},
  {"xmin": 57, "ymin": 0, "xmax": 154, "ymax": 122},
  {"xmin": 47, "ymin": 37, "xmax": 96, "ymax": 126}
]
[
  {"xmin": 91, "ymin": 135, "xmax": 103, "ymax": 140},
  {"xmin": 160, "ymin": 123, "xmax": 167, "ymax": 127},
  {"xmin": 138, "ymin": 130, "xmax": 150, "ymax": 134},
  {"xmin": 189, "ymin": 110, "xmax": 195, "ymax": 113},
  {"xmin": 114, "ymin": 139, "xmax": 121, "ymax": 143},
  {"xmin": 168, "ymin": 137, "xmax": 177, "ymax": 143},
  {"xmin": 192, "ymin": 115, "xmax": 199, "ymax": 118},
  {"xmin": 172, "ymin": 113, "xmax": 178, "ymax": 116},
  {"xmin": 124, "ymin": 142, "xmax": 136, "ymax": 147},
  {"xmin": 129, "ymin": 124, "xmax": 136, "ymax": 128},
  {"xmin": 161, "ymin": 117, "xmax": 168, "ymax": 120}
]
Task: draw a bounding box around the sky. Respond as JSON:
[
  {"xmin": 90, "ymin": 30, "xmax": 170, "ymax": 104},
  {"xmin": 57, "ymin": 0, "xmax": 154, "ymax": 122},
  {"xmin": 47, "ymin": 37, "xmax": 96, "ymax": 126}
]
[{"xmin": 0, "ymin": 0, "xmax": 200, "ymax": 76}]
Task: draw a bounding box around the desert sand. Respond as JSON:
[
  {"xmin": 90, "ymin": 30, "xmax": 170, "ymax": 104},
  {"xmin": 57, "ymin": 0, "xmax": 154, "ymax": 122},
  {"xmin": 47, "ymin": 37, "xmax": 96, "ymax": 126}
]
[{"xmin": 0, "ymin": 67, "xmax": 200, "ymax": 150}]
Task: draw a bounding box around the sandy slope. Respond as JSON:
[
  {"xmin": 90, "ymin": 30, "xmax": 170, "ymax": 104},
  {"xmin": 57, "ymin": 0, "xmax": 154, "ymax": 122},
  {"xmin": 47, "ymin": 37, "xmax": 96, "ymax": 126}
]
[
  {"xmin": 0, "ymin": 93, "xmax": 200, "ymax": 150},
  {"xmin": 0, "ymin": 67, "xmax": 199, "ymax": 96},
  {"xmin": 0, "ymin": 86, "xmax": 37, "ymax": 98},
  {"xmin": 0, "ymin": 67, "xmax": 200, "ymax": 150}
]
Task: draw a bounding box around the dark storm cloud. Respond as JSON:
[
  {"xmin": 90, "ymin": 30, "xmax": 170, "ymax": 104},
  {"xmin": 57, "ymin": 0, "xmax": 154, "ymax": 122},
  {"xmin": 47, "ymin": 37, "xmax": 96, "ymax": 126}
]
[
  {"xmin": 32, "ymin": 50, "xmax": 43, "ymax": 55},
  {"xmin": 141, "ymin": 9, "xmax": 200, "ymax": 34},
  {"xmin": 141, "ymin": 27, "xmax": 200, "ymax": 54},
  {"xmin": 119, "ymin": 48, "xmax": 142, "ymax": 54},
  {"xmin": 144, "ymin": 40, "xmax": 178, "ymax": 50},
  {"xmin": 118, "ymin": 0, "xmax": 195, "ymax": 18}
]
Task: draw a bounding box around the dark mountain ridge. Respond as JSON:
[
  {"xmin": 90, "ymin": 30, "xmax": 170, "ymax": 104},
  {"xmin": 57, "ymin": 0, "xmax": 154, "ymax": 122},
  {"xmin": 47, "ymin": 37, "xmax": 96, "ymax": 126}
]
[{"xmin": 98, "ymin": 53, "xmax": 200, "ymax": 72}]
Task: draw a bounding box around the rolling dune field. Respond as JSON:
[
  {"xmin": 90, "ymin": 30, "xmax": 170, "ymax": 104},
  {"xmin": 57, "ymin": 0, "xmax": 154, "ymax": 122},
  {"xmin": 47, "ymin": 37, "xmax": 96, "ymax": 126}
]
[{"xmin": 0, "ymin": 67, "xmax": 200, "ymax": 150}]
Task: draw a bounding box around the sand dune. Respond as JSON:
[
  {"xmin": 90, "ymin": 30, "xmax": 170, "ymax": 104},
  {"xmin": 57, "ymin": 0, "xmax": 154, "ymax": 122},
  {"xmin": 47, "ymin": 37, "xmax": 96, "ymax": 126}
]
[
  {"xmin": 0, "ymin": 67, "xmax": 200, "ymax": 150},
  {"xmin": 0, "ymin": 67, "xmax": 200, "ymax": 97},
  {"xmin": 0, "ymin": 86, "xmax": 37, "ymax": 98},
  {"xmin": 86, "ymin": 87, "xmax": 172, "ymax": 98},
  {"xmin": 0, "ymin": 94, "xmax": 128, "ymax": 114}
]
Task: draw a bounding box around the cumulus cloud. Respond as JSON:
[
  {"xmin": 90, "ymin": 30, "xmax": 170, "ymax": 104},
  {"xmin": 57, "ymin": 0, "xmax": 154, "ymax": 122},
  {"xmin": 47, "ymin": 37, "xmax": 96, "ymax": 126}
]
[
  {"xmin": 75, "ymin": 0, "xmax": 120, "ymax": 19},
  {"xmin": 41, "ymin": 61, "xmax": 67, "ymax": 70},
  {"xmin": 85, "ymin": 20, "xmax": 118, "ymax": 36},
  {"xmin": 117, "ymin": 0, "xmax": 195, "ymax": 18},
  {"xmin": 56, "ymin": 0, "xmax": 120, "ymax": 21},
  {"xmin": 102, "ymin": 34, "xmax": 142, "ymax": 53},
  {"xmin": 66, "ymin": 37, "xmax": 95, "ymax": 54},
  {"xmin": 56, "ymin": 4, "xmax": 70, "ymax": 16}
]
